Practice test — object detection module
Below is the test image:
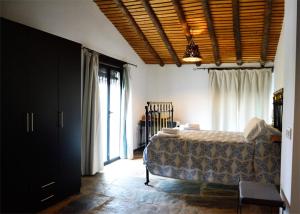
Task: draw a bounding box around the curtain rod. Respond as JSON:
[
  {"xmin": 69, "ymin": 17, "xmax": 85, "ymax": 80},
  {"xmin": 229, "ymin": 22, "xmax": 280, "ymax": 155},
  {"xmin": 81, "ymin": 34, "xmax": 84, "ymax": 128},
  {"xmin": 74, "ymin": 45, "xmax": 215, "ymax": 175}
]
[
  {"xmin": 126, "ymin": 62, "xmax": 138, "ymax": 68},
  {"xmin": 82, "ymin": 46, "xmax": 138, "ymax": 68},
  {"xmin": 195, "ymin": 66, "xmax": 274, "ymax": 73},
  {"xmin": 207, "ymin": 67, "xmax": 273, "ymax": 70},
  {"xmin": 99, "ymin": 62, "xmax": 121, "ymax": 69}
]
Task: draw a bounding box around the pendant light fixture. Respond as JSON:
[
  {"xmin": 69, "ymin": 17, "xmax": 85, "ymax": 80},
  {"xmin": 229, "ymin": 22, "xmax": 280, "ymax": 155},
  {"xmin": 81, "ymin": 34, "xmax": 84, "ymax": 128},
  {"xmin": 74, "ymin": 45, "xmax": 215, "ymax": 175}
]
[{"xmin": 182, "ymin": 38, "xmax": 202, "ymax": 62}]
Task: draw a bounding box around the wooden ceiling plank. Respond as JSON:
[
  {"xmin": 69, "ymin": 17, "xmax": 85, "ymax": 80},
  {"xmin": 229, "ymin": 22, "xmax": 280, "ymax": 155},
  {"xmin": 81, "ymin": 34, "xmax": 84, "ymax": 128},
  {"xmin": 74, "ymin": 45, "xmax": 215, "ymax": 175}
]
[
  {"xmin": 96, "ymin": 0, "xmax": 283, "ymax": 65},
  {"xmin": 113, "ymin": 0, "xmax": 164, "ymax": 66},
  {"xmin": 232, "ymin": 0, "xmax": 242, "ymax": 65},
  {"xmin": 201, "ymin": 0, "xmax": 221, "ymax": 66},
  {"xmin": 141, "ymin": 0, "xmax": 182, "ymax": 67},
  {"xmin": 261, "ymin": 0, "xmax": 272, "ymax": 66}
]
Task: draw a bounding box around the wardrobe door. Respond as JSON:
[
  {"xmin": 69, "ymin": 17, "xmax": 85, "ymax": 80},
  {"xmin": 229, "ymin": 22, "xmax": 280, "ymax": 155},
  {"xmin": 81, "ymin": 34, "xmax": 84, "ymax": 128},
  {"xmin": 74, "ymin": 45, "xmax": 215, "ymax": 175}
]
[
  {"xmin": 1, "ymin": 19, "xmax": 33, "ymax": 212},
  {"xmin": 27, "ymin": 28, "xmax": 59, "ymax": 209},
  {"xmin": 58, "ymin": 39, "xmax": 82, "ymax": 198}
]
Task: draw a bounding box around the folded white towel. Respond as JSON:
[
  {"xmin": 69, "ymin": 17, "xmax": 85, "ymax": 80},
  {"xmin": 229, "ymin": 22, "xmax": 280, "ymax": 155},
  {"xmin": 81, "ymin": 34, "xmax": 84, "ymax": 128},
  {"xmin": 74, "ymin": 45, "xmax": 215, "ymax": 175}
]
[
  {"xmin": 183, "ymin": 123, "xmax": 200, "ymax": 130},
  {"xmin": 157, "ymin": 131, "xmax": 179, "ymax": 138},
  {"xmin": 162, "ymin": 128, "xmax": 179, "ymax": 135},
  {"xmin": 186, "ymin": 123, "xmax": 200, "ymax": 129},
  {"xmin": 183, "ymin": 127, "xmax": 200, "ymax": 131}
]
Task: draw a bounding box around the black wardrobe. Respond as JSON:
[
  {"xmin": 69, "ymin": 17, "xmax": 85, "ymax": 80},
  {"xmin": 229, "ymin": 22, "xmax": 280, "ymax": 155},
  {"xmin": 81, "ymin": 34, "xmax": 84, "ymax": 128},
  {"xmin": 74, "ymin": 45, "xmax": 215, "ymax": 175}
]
[{"xmin": 1, "ymin": 18, "xmax": 81, "ymax": 212}]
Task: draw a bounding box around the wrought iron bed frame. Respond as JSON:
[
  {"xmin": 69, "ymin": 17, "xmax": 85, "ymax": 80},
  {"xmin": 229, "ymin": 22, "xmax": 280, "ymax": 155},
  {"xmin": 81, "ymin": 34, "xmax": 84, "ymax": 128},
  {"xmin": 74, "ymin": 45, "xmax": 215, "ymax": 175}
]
[
  {"xmin": 273, "ymin": 88, "xmax": 283, "ymax": 131},
  {"xmin": 143, "ymin": 89, "xmax": 283, "ymax": 185},
  {"xmin": 144, "ymin": 102, "xmax": 174, "ymax": 185}
]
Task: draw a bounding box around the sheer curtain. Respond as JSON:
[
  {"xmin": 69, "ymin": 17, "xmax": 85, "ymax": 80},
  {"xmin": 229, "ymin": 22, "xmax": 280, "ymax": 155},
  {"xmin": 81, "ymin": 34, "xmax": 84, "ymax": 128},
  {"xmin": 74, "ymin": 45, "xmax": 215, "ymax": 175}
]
[
  {"xmin": 238, "ymin": 69, "xmax": 272, "ymax": 130},
  {"xmin": 209, "ymin": 68, "xmax": 272, "ymax": 131},
  {"xmin": 210, "ymin": 70, "xmax": 239, "ymax": 131},
  {"xmin": 81, "ymin": 49, "xmax": 103, "ymax": 175},
  {"xmin": 120, "ymin": 64, "xmax": 133, "ymax": 159}
]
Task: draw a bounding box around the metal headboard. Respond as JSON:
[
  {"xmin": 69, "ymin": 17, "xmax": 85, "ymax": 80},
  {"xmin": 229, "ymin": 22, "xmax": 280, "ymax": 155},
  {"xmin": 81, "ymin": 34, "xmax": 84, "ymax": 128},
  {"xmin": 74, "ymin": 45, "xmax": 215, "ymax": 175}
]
[
  {"xmin": 144, "ymin": 102, "xmax": 174, "ymax": 147},
  {"xmin": 273, "ymin": 88, "xmax": 283, "ymax": 131}
]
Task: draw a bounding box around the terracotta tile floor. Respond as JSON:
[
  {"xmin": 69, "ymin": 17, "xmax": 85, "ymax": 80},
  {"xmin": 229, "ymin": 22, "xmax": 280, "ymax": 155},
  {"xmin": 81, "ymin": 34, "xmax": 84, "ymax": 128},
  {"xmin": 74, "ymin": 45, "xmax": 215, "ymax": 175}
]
[{"xmin": 41, "ymin": 155, "xmax": 276, "ymax": 214}]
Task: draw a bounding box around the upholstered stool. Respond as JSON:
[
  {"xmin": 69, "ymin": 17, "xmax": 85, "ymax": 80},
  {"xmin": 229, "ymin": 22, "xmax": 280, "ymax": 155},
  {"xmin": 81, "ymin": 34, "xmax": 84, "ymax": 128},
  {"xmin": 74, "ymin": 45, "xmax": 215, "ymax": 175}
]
[{"xmin": 238, "ymin": 181, "xmax": 285, "ymax": 214}]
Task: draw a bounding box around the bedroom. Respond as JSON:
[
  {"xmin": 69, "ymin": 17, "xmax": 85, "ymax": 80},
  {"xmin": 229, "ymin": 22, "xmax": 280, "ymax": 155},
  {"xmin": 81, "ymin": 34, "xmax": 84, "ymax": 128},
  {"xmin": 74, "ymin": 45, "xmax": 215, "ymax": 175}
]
[{"xmin": 0, "ymin": 0, "xmax": 299, "ymax": 214}]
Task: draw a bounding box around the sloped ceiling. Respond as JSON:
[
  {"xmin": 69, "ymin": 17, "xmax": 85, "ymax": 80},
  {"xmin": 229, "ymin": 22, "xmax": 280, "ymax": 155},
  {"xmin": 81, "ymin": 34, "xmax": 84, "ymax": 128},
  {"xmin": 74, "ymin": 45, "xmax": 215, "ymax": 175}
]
[{"xmin": 95, "ymin": 0, "xmax": 284, "ymax": 66}]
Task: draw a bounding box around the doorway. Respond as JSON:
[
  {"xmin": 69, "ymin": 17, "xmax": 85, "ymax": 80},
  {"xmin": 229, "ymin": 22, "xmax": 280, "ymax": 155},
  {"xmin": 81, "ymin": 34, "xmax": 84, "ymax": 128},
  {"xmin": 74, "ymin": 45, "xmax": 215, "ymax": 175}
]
[{"xmin": 99, "ymin": 65, "xmax": 122, "ymax": 165}]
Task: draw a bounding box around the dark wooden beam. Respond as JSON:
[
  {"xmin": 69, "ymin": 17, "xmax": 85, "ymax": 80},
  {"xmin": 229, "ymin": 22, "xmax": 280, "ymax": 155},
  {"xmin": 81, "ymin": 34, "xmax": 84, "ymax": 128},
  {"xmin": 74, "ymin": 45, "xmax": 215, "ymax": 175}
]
[
  {"xmin": 141, "ymin": 0, "xmax": 182, "ymax": 67},
  {"xmin": 232, "ymin": 0, "xmax": 242, "ymax": 65},
  {"xmin": 261, "ymin": 0, "xmax": 272, "ymax": 66},
  {"xmin": 201, "ymin": 0, "xmax": 221, "ymax": 66},
  {"xmin": 171, "ymin": 0, "xmax": 192, "ymax": 42},
  {"xmin": 113, "ymin": 0, "xmax": 164, "ymax": 66}
]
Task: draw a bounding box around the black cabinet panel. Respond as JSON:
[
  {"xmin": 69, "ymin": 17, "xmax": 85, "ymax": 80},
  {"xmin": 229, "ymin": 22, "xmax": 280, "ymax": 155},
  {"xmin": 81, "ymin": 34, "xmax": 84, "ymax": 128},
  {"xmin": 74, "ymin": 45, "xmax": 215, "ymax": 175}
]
[
  {"xmin": 1, "ymin": 18, "xmax": 34, "ymax": 212},
  {"xmin": 27, "ymin": 26, "xmax": 60, "ymax": 209},
  {"xmin": 1, "ymin": 18, "xmax": 81, "ymax": 213},
  {"xmin": 58, "ymin": 39, "xmax": 82, "ymax": 198}
]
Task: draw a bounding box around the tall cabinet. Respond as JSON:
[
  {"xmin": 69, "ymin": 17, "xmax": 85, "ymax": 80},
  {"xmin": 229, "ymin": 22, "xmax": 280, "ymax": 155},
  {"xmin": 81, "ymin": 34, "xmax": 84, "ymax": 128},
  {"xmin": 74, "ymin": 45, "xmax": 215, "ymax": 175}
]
[{"xmin": 1, "ymin": 18, "xmax": 81, "ymax": 212}]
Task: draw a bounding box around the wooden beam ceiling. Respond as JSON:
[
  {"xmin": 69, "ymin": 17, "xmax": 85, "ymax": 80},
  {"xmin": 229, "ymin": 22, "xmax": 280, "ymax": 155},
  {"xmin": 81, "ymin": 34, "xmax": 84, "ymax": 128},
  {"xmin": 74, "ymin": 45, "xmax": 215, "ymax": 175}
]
[
  {"xmin": 113, "ymin": 0, "xmax": 164, "ymax": 66},
  {"xmin": 232, "ymin": 0, "xmax": 242, "ymax": 65},
  {"xmin": 171, "ymin": 0, "xmax": 192, "ymax": 42},
  {"xmin": 141, "ymin": 0, "xmax": 182, "ymax": 67},
  {"xmin": 95, "ymin": 0, "xmax": 284, "ymax": 66},
  {"xmin": 261, "ymin": 0, "xmax": 272, "ymax": 66},
  {"xmin": 201, "ymin": 0, "xmax": 221, "ymax": 66}
]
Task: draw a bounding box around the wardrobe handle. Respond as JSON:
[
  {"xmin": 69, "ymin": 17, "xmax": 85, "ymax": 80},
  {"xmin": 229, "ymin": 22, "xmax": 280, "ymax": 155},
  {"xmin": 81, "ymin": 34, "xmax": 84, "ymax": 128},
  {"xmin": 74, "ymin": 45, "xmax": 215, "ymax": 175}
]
[
  {"xmin": 41, "ymin": 181, "xmax": 56, "ymax": 189},
  {"xmin": 31, "ymin": 112, "xmax": 34, "ymax": 132},
  {"xmin": 59, "ymin": 111, "xmax": 64, "ymax": 128},
  {"xmin": 61, "ymin": 112, "xmax": 64, "ymax": 128},
  {"xmin": 40, "ymin": 194, "xmax": 54, "ymax": 203},
  {"xmin": 26, "ymin": 113, "xmax": 30, "ymax": 133}
]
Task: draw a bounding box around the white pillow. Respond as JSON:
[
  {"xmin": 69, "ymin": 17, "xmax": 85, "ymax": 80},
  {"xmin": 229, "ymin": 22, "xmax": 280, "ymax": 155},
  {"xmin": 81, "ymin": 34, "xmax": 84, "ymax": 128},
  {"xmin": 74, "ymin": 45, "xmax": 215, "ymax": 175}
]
[
  {"xmin": 266, "ymin": 125, "xmax": 282, "ymax": 136},
  {"xmin": 254, "ymin": 125, "xmax": 282, "ymax": 143},
  {"xmin": 243, "ymin": 117, "xmax": 267, "ymax": 141}
]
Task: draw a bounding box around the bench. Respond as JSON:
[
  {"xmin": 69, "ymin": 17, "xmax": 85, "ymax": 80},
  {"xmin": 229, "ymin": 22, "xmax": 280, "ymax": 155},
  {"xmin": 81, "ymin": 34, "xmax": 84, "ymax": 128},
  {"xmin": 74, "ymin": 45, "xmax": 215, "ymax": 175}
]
[{"xmin": 238, "ymin": 181, "xmax": 285, "ymax": 214}]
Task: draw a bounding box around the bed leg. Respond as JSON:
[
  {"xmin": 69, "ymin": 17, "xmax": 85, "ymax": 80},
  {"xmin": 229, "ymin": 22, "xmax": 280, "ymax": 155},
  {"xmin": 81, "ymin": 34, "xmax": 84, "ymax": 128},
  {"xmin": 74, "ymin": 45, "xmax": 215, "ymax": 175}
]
[{"xmin": 144, "ymin": 168, "xmax": 150, "ymax": 185}]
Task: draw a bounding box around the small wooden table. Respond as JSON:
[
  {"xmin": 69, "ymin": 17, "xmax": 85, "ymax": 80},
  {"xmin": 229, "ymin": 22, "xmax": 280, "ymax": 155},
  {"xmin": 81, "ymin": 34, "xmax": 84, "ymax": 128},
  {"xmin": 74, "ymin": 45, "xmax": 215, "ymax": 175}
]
[{"xmin": 238, "ymin": 181, "xmax": 285, "ymax": 214}]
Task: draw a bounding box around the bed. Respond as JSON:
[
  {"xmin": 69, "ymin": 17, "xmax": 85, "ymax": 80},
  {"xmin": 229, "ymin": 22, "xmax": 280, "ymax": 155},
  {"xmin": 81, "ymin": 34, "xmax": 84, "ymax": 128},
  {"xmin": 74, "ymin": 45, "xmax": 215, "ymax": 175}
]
[{"xmin": 143, "ymin": 91, "xmax": 283, "ymax": 185}]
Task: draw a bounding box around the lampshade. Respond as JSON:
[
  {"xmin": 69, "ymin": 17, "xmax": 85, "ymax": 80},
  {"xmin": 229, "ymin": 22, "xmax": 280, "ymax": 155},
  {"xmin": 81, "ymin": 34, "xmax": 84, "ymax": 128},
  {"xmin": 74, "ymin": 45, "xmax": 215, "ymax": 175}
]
[{"xmin": 182, "ymin": 39, "xmax": 202, "ymax": 62}]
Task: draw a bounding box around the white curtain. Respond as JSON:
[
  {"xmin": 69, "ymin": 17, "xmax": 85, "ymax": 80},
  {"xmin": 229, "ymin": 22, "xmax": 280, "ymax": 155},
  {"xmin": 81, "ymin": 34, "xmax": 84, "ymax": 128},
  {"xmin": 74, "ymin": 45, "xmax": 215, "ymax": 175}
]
[
  {"xmin": 120, "ymin": 64, "xmax": 133, "ymax": 159},
  {"xmin": 81, "ymin": 49, "xmax": 103, "ymax": 175},
  {"xmin": 209, "ymin": 68, "xmax": 272, "ymax": 131},
  {"xmin": 238, "ymin": 69, "xmax": 272, "ymax": 130},
  {"xmin": 210, "ymin": 70, "xmax": 239, "ymax": 131}
]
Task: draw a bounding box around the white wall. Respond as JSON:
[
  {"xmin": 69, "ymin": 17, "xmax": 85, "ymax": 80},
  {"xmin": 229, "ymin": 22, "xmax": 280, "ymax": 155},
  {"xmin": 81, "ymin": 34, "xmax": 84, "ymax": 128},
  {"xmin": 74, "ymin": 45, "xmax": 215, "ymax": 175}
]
[
  {"xmin": 146, "ymin": 64, "xmax": 211, "ymax": 129},
  {"xmin": 273, "ymin": 0, "xmax": 300, "ymax": 213},
  {"xmin": 0, "ymin": 0, "xmax": 148, "ymax": 150},
  {"xmin": 280, "ymin": 0, "xmax": 296, "ymax": 205},
  {"xmin": 274, "ymin": 28, "xmax": 285, "ymax": 91}
]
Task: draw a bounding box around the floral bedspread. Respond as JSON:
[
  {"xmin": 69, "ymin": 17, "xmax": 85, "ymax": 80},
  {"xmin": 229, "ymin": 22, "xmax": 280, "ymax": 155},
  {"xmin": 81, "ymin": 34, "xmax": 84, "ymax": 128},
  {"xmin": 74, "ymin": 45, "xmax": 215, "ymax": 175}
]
[{"xmin": 144, "ymin": 130, "xmax": 280, "ymax": 185}]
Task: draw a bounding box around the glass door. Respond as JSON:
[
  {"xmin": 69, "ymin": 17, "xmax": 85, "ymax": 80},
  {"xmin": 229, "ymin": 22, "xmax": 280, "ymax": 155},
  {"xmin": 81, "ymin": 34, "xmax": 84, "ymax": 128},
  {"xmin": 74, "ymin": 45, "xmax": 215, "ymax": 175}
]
[
  {"xmin": 108, "ymin": 70, "xmax": 121, "ymax": 160},
  {"xmin": 99, "ymin": 66, "xmax": 121, "ymax": 165}
]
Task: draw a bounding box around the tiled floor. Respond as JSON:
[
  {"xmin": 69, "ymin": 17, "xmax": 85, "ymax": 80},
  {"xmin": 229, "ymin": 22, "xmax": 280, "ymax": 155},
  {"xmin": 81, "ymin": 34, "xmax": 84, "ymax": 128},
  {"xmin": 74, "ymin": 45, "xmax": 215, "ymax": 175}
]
[{"xmin": 41, "ymin": 155, "xmax": 275, "ymax": 214}]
